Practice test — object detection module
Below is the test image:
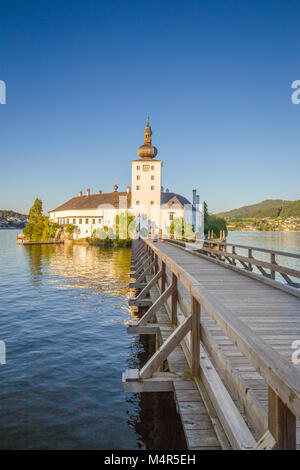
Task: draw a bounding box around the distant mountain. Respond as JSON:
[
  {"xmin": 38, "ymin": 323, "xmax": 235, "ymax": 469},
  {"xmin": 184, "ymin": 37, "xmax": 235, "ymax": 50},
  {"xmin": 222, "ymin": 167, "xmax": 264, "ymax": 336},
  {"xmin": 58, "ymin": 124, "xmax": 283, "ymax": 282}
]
[
  {"xmin": 280, "ymin": 200, "xmax": 300, "ymax": 217},
  {"xmin": 216, "ymin": 199, "xmax": 299, "ymax": 219},
  {"xmin": 0, "ymin": 210, "xmax": 28, "ymax": 219}
]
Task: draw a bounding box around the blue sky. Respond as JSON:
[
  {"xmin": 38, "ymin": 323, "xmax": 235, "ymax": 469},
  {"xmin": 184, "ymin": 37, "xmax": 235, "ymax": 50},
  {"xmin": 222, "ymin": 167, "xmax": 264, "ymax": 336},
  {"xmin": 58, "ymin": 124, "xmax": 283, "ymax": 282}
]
[{"xmin": 0, "ymin": 0, "xmax": 299, "ymax": 214}]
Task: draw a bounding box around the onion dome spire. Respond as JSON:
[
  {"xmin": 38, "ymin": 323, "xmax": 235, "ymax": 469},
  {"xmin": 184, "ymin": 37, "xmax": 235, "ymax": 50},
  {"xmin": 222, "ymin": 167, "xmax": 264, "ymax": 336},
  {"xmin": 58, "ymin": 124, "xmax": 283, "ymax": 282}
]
[{"xmin": 137, "ymin": 117, "xmax": 158, "ymax": 159}]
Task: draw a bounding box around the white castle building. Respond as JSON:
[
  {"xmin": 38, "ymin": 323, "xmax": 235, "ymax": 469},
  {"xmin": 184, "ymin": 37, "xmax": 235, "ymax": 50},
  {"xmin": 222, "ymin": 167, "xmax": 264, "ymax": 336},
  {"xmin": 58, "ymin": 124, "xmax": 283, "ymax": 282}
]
[{"xmin": 49, "ymin": 120, "xmax": 202, "ymax": 239}]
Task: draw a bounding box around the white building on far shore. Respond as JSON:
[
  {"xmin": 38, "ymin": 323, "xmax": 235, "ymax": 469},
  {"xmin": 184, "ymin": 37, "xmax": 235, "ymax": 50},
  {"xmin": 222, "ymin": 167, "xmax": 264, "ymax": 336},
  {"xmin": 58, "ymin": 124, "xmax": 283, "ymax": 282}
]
[{"xmin": 49, "ymin": 119, "xmax": 202, "ymax": 239}]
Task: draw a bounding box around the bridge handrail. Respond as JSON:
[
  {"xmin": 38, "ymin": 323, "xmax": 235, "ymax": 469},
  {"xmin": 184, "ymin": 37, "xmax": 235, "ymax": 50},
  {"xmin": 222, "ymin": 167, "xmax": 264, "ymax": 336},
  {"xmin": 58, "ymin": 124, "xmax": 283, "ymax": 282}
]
[
  {"xmin": 168, "ymin": 237, "xmax": 300, "ymax": 287},
  {"xmin": 177, "ymin": 237, "xmax": 300, "ymax": 259},
  {"xmin": 143, "ymin": 238, "xmax": 300, "ymax": 422}
]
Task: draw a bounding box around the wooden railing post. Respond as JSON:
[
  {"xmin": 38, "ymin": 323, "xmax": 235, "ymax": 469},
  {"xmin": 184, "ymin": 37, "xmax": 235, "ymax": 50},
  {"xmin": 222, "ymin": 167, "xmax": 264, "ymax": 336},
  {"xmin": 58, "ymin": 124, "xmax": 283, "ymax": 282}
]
[
  {"xmin": 154, "ymin": 253, "xmax": 158, "ymax": 275},
  {"xmin": 248, "ymin": 248, "xmax": 253, "ymax": 271},
  {"xmin": 161, "ymin": 262, "xmax": 166, "ymax": 292},
  {"xmin": 270, "ymin": 253, "xmax": 276, "ymax": 280},
  {"xmin": 268, "ymin": 386, "xmax": 296, "ymax": 449},
  {"xmin": 191, "ymin": 296, "xmax": 201, "ymax": 376},
  {"xmin": 232, "ymin": 246, "xmax": 236, "ymax": 265},
  {"xmin": 171, "ymin": 273, "xmax": 177, "ymax": 325}
]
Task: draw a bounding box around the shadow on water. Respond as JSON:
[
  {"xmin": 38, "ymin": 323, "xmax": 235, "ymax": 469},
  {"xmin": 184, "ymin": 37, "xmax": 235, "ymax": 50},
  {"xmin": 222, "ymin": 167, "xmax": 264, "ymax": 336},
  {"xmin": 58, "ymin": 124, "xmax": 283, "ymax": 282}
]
[
  {"xmin": 1, "ymin": 233, "xmax": 186, "ymax": 449},
  {"xmin": 127, "ymin": 334, "xmax": 187, "ymax": 450}
]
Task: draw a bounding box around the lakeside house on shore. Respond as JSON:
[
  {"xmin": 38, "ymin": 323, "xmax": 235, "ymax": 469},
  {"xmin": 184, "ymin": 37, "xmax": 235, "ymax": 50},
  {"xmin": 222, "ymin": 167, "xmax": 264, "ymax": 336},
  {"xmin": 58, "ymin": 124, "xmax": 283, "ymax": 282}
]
[{"xmin": 49, "ymin": 120, "xmax": 202, "ymax": 239}]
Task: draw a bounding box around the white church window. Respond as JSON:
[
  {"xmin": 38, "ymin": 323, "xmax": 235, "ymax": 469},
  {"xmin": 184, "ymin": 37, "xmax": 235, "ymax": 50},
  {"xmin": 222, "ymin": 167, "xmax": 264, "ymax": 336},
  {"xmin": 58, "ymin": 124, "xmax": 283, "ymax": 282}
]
[
  {"xmin": 151, "ymin": 175, "xmax": 154, "ymax": 180},
  {"xmin": 136, "ymin": 185, "xmax": 140, "ymax": 190},
  {"xmin": 73, "ymin": 219, "xmax": 76, "ymax": 224},
  {"xmin": 85, "ymin": 219, "xmax": 88, "ymax": 224},
  {"xmin": 98, "ymin": 219, "xmax": 102, "ymax": 224},
  {"xmin": 136, "ymin": 201, "xmax": 140, "ymax": 205},
  {"xmin": 92, "ymin": 219, "xmax": 95, "ymax": 224},
  {"xmin": 136, "ymin": 165, "xmax": 140, "ymax": 170},
  {"xmin": 66, "ymin": 219, "xmax": 69, "ymax": 224},
  {"xmin": 151, "ymin": 165, "xmax": 154, "ymax": 170},
  {"xmin": 151, "ymin": 186, "xmax": 155, "ymax": 190},
  {"xmin": 151, "ymin": 201, "xmax": 154, "ymax": 205},
  {"xmin": 136, "ymin": 175, "xmax": 140, "ymax": 180},
  {"xmin": 79, "ymin": 219, "xmax": 82, "ymax": 224}
]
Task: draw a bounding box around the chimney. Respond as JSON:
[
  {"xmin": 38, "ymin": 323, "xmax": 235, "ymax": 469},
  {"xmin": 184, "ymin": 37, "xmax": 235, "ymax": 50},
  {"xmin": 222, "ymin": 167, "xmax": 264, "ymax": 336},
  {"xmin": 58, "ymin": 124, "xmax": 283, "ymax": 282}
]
[
  {"xmin": 192, "ymin": 189, "xmax": 197, "ymax": 206},
  {"xmin": 78, "ymin": 190, "xmax": 82, "ymax": 197},
  {"xmin": 114, "ymin": 184, "xmax": 118, "ymax": 192},
  {"xmin": 98, "ymin": 190, "xmax": 102, "ymax": 194},
  {"xmin": 126, "ymin": 186, "xmax": 130, "ymax": 194},
  {"xmin": 86, "ymin": 188, "xmax": 90, "ymax": 196}
]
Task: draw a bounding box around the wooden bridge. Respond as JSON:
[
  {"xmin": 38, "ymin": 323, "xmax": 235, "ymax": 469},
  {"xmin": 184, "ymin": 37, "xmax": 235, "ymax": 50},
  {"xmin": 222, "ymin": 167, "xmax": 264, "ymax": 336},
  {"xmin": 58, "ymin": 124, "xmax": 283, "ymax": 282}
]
[{"xmin": 123, "ymin": 238, "xmax": 300, "ymax": 450}]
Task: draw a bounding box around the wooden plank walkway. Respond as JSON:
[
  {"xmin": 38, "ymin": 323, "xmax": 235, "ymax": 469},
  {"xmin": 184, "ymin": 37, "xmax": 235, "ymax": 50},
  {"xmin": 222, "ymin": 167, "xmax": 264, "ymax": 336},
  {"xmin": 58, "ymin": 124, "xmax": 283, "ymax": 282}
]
[
  {"xmin": 147, "ymin": 277, "xmax": 224, "ymax": 450},
  {"xmin": 155, "ymin": 240, "xmax": 300, "ymax": 449}
]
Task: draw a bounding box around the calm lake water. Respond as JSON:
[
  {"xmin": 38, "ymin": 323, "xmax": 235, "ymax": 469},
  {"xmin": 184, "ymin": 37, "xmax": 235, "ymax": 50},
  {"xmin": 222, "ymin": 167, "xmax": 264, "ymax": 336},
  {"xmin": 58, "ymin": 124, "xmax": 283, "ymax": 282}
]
[
  {"xmin": 227, "ymin": 231, "xmax": 300, "ymax": 281},
  {"xmin": 0, "ymin": 230, "xmax": 185, "ymax": 450}
]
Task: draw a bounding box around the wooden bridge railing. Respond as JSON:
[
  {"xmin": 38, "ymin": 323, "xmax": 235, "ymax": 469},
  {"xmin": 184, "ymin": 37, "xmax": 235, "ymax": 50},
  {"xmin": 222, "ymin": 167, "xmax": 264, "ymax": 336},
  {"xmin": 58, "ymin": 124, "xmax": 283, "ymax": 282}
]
[
  {"xmin": 168, "ymin": 238, "xmax": 300, "ymax": 290},
  {"xmin": 124, "ymin": 238, "xmax": 300, "ymax": 450}
]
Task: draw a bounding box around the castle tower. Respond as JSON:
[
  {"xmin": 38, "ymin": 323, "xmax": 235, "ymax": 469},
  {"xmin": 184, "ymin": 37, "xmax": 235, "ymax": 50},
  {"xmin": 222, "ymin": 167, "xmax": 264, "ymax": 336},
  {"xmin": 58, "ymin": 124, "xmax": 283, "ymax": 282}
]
[{"xmin": 131, "ymin": 118, "xmax": 162, "ymax": 232}]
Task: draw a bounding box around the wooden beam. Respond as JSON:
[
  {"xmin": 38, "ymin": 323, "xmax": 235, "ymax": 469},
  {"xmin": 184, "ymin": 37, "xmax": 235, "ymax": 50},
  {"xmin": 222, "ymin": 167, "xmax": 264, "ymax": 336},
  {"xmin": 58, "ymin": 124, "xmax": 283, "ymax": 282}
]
[
  {"xmin": 140, "ymin": 315, "xmax": 192, "ymax": 379},
  {"xmin": 127, "ymin": 323, "xmax": 164, "ymax": 334},
  {"xmin": 129, "ymin": 282, "xmax": 146, "ymax": 289},
  {"xmin": 248, "ymin": 248, "xmax": 253, "ymax": 271},
  {"xmin": 128, "ymin": 298, "xmax": 152, "ymax": 307},
  {"xmin": 131, "ymin": 255, "xmax": 152, "ymax": 276},
  {"xmin": 268, "ymin": 386, "xmax": 296, "ymax": 450},
  {"xmin": 197, "ymin": 245, "xmax": 300, "ymax": 279},
  {"xmin": 198, "ymin": 348, "xmax": 256, "ymax": 450},
  {"xmin": 135, "ymin": 260, "xmax": 155, "ymax": 284},
  {"xmin": 171, "ymin": 273, "xmax": 177, "ymax": 324},
  {"xmin": 138, "ymin": 283, "xmax": 175, "ymax": 325},
  {"xmin": 201, "ymin": 324, "xmax": 267, "ymax": 437},
  {"xmin": 161, "ymin": 261, "xmax": 166, "ymax": 292},
  {"xmin": 131, "ymin": 249, "xmax": 147, "ymax": 265},
  {"xmin": 252, "ymin": 431, "xmax": 276, "ymax": 450},
  {"xmin": 154, "ymin": 253, "xmax": 159, "ymax": 274},
  {"xmin": 136, "ymin": 269, "xmax": 162, "ymax": 300},
  {"xmin": 191, "ymin": 297, "xmax": 200, "ymax": 376},
  {"xmin": 122, "ymin": 371, "xmax": 186, "ymax": 392},
  {"xmin": 270, "ymin": 253, "xmax": 276, "ymax": 280}
]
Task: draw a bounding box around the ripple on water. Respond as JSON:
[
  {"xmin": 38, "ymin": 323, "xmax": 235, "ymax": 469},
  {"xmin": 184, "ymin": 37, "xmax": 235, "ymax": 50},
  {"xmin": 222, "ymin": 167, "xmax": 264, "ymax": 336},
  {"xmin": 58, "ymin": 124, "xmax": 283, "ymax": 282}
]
[{"xmin": 0, "ymin": 231, "xmax": 187, "ymax": 449}]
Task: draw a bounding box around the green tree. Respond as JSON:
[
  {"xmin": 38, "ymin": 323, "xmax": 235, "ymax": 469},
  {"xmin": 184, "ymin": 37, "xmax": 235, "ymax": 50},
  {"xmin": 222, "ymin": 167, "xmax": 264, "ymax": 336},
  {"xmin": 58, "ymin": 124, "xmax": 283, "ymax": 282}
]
[
  {"xmin": 115, "ymin": 212, "xmax": 136, "ymax": 241},
  {"xmin": 23, "ymin": 198, "xmax": 58, "ymax": 242},
  {"xmin": 169, "ymin": 217, "xmax": 195, "ymax": 240},
  {"xmin": 203, "ymin": 201, "xmax": 209, "ymax": 234},
  {"xmin": 23, "ymin": 198, "xmax": 43, "ymax": 241},
  {"xmin": 203, "ymin": 201, "xmax": 227, "ymax": 238},
  {"xmin": 65, "ymin": 224, "xmax": 75, "ymax": 235}
]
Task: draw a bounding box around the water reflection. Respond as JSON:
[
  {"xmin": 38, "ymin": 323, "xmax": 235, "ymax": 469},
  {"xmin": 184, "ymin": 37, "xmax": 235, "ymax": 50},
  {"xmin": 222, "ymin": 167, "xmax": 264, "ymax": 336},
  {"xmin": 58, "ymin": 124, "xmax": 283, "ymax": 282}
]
[
  {"xmin": 24, "ymin": 244, "xmax": 57, "ymax": 287},
  {"xmin": 15, "ymin": 236, "xmax": 186, "ymax": 449},
  {"xmin": 24, "ymin": 241, "xmax": 132, "ymax": 297}
]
